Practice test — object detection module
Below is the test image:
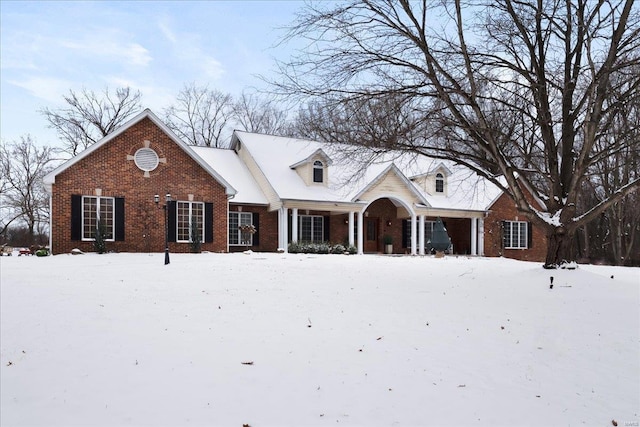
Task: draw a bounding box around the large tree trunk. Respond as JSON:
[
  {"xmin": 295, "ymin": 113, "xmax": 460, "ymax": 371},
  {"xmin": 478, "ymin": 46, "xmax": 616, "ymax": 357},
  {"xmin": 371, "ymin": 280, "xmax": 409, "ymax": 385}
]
[{"xmin": 544, "ymin": 227, "xmax": 576, "ymax": 268}]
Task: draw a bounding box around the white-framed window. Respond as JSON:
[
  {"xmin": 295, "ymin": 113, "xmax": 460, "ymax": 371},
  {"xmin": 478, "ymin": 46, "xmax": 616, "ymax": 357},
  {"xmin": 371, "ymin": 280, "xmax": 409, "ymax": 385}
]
[
  {"xmin": 404, "ymin": 220, "xmax": 435, "ymax": 247},
  {"xmin": 299, "ymin": 215, "xmax": 324, "ymax": 242},
  {"xmin": 82, "ymin": 196, "xmax": 114, "ymax": 241},
  {"xmin": 176, "ymin": 201, "xmax": 204, "ymax": 243},
  {"xmin": 503, "ymin": 221, "xmax": 528, "ymax": 249},
  {"xmin": 435, "ymin": 173, "xmax": 444, "ymax": 193},
  {"xmin": 229, "ymin": 212, "xmax": 254, "ymax": 246},
  {"xmin": 313, "ymin": 160, "xmax": 324, "ymax": 183}
]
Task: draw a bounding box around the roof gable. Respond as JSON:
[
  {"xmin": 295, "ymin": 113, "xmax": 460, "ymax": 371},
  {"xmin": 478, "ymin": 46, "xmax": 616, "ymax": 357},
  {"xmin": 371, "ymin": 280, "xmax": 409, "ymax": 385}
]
[
  {"xmin": 43, "ymin": 109, "xmax": 236, "ymax": 197},
  {"xmin": 289, "ymin": 148, "xmax": 333, "ymax": 169},
  {"xmin": 353, "ymin": 163, "xmax": 430, "ymax": 206}
]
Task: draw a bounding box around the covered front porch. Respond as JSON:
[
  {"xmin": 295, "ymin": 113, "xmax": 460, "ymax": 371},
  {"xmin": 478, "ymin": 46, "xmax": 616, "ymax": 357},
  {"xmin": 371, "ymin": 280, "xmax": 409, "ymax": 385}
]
[{"xmin": 275, "ymin": 197, "xmax": 486, "ymax": 256}]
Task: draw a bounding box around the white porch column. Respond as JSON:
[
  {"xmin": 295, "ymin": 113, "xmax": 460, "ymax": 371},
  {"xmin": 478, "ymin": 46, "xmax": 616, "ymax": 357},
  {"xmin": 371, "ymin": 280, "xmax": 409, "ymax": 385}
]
[
  {"xmin": 48, "ymin": 194, "xmax": 53, "ymax": 255},
  {"xmin": 357, "ymin": 211, "xmax": 364, "ymax": 254},
  {"xmin": 478, "ymin": 217, "xmax": 485, "ymax": 256},
  {"xmin": 348, "ymin": 211, "xmax": 355, "ymax": 247},
  {"xmin": 471, "ymin": 217, "xmax": 478, "ymax": 255},
  {"xmin": 418, "ymin": 215, "xmax": 425, "ymax": 255},
  {"xmin": 278, "ymin": 207, "xmax": 288, "ymax": 252},
  {"xmin": 411, "ymin": 214, "xmax": 417, "ymax": 255},
  {"xmin": 292, "ymin": 208, "xmax": 299, "ymax": 243}
]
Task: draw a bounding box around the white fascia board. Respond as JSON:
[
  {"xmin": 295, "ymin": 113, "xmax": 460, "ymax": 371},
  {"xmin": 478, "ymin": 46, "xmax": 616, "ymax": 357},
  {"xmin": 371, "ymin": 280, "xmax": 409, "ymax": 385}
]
[
  {"xmin": 352, "ymin": 163, "xmax": 430, "ymax": 206},
  {"xmin": 289, "ymin": 148, "xmax": 333, "ymax": 169}
]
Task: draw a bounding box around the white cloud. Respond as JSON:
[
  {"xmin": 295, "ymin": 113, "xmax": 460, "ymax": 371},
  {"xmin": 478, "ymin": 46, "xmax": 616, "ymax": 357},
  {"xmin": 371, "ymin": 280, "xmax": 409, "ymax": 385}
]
[
  {"xmin": 8, "ymin": 76, "xmax": 74, "ymax": 104},
  {"xmin": 59, "ymin": 35, "xmax": 152, "ymax": 67}
]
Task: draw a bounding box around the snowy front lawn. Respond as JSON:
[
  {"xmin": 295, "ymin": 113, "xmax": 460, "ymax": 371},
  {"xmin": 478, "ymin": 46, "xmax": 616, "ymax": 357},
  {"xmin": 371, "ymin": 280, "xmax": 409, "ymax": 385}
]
[{"xmin": 1, "ymin": 253, "xmax": 638, "ymax": 426}]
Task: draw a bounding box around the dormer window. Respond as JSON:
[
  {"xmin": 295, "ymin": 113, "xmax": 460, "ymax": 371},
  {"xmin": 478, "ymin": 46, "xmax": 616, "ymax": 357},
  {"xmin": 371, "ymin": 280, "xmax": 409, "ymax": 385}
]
[
  {"xmin": 435, "ymin": 173, "xmax": 444, "ymax": 193},
  {"xmin": 313, "ymin": 160, "xmax": 324, "ymax": 183}
]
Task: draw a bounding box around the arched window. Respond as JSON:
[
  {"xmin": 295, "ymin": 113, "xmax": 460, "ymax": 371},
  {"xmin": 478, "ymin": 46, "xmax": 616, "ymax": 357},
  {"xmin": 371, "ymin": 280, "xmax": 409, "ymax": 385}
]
[
  {"xmin": 435, "ymin": 173, "xmax": 444, "ymax": 193},
  {"xmin": 313, "ymin": 160, "xmax": 324, "ymax": 183}
]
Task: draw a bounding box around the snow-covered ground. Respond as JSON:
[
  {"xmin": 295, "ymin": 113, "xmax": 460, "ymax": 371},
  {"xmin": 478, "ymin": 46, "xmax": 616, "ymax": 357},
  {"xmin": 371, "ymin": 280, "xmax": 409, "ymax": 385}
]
[{"xmin": 1, "ymin": 252, "xmax": 638, "ymax": 426}]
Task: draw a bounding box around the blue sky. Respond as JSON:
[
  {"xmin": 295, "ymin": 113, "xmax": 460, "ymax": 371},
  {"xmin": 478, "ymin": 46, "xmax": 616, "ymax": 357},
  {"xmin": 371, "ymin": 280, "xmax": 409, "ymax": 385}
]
[{"xmin": 0, "ymin": 0, "xmax": 305, "ymax": 146}]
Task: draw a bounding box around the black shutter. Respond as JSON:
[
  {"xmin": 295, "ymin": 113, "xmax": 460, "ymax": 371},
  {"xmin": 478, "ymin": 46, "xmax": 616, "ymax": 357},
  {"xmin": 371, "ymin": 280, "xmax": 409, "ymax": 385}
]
[
  {"xmin": 71, "ymin": 195, "xmax": 82, "ymax": 241},
  {"xmin": 402, "ymin": 219, "xmax": 408, "ymax": 248},
  {"xmin": 204, "ymin": 202, "xmax": 213, "ymax": 243},
  {"xmin": 252, "ymin": 212, "xmax": 260, "ymax": 246},
  {"xmin": 115, "ymin": 197, "xmax": 125, "ymax": 241},
  {"xmin": 501, "ymin": 221, "xmax": 507, "ymax": 249},
  {"xmin": 527, "ymin": 222, "xmax": 533, "ymax": 249},
  {"xmin": 288, "ymin": 214, "xmax": 293, "ymax": 242},
  {"xmin": 167, "ymin": 201, "xmax": 177, "ymax": 243},
  {"xmin": 323, "ymin": 215, "xmax": 330, "ymax": 242}
]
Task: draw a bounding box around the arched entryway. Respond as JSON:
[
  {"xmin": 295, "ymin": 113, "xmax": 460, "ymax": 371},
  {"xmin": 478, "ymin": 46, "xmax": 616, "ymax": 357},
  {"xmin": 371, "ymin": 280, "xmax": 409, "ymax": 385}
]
[{"xmin": 360, "ymin": 196, "xmax": 415, "ymax": 254}]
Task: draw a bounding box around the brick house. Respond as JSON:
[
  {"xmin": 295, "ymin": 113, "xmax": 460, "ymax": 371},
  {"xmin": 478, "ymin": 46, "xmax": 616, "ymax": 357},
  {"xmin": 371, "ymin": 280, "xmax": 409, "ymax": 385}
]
[{"xmin": 44, "ymin": 109, "xmax": 546, "ymax": 260}]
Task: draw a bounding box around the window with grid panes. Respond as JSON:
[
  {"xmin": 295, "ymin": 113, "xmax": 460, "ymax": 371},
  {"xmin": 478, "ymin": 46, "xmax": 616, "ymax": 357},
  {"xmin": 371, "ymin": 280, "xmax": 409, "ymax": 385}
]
[
  {"xmin": 82, "ymin": 196, "xmax": 114, "ymax": 240},
  {"xmin": 229, "ymin": 212, "xmax": 253, "ymax": 245},
  {"xmin": 503, "ymin": 221, "xmax": 528, "ymax": 249},
  {"xmin": 299, "ymin": 215, "xmax": 324, "ymax": 242},
  {"xmin": 176, "ymin": 201, "xmax": 204, "ymax": 243}
]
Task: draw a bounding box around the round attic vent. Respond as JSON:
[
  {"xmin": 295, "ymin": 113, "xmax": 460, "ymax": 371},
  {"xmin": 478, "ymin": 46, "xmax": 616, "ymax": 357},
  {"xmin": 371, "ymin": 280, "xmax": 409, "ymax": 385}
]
[{"xmin": 134, "ymin": 147, "xmax": 159, "ymax": 172}]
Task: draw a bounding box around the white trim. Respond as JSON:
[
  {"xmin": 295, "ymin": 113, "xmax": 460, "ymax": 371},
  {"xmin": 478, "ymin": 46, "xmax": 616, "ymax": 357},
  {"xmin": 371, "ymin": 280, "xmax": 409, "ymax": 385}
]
[
  {"xmin": 348, "ymin": 212, "xmax": 355, "ymax": 247},
  {"xmin": 352, "ymin": 164, "xmax": 430, "ymax": 207},
  {"xmin": 175, "ymin": 201, "xmax": 205, "ymax": 243},
  {"xmin": 471, "ymin": 217, "xmax": 478, "ymax": 255},
  {"xmin": 357, "ymin": 211, "xmax": 364, "ymax": 254},
  {"xmin": 228, "ymin": 211, "xmax": 254, "ymax": 246},
  {"xmin": 81, "ymin": 196, "xmax": 115, "ymax": 242},
  {"xmin": 288, "ymin": 148, "xmax": 334, "ymax": 168},
  {"xmin": 478, "ymin": 217, "xmax": 485, "ymax": 256},
  {"xmin": 292, "ymin": 208, "xmax": 299, "ymax": 243},
  {"xmin": 419, "ymin": 215, "xmax": 425, "ymax": 255},
  {"xmin": 504, "ymin": 220, "xmax": 529, "ymax": 249}
]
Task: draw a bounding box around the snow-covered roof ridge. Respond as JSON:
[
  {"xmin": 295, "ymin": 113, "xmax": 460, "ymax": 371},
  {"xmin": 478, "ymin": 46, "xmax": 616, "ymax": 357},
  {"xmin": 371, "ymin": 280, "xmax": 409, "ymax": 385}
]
[{"xmin": 232, "ymin": 130, "xmax": 504, "ymax": 211}]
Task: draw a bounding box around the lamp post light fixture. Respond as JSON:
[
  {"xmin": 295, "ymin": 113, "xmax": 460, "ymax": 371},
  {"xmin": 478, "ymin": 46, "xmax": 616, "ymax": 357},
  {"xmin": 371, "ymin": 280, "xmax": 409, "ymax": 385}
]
[{"xmin": 154, "ymin": 193, "xmax": 171, "ymax": 265}]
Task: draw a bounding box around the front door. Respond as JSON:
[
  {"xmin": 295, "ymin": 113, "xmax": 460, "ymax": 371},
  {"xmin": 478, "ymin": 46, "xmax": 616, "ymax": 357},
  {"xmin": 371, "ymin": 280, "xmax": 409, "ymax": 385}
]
[{"xmin": 364, "ymin": 217, "xmax": 379, "ymax": 252}]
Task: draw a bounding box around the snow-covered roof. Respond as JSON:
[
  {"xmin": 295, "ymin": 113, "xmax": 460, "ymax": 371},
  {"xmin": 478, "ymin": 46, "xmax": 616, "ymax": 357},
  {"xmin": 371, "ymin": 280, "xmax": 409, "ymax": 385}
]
[
  {"xmin": 191, "ymin": 146, "xmax": 268, "ymax": 205},
  {"xmin": 232, "ymin": 131, "xmax": 503, "ymax": 212}
]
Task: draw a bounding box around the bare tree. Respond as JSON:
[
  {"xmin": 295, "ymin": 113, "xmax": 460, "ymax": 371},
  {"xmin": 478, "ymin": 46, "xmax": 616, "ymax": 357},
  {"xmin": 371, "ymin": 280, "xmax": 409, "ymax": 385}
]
[
  {"xmin": 274, "ymin": 0, "xmax": 640, "ymax": 268},
  {"xmin": 41, "ymin": 87, "xmax": 142, "ymax": 156},
  {"xmin": 0, "ymin": 136, "xmax": 54, "ymax": 244},
  {"xmin": 164, "ymin": 83, "xmax": 234, "ymax": 148},
  {"xmin": 232, "ymin": 92, "xmax": 290, "ymax": 135}
]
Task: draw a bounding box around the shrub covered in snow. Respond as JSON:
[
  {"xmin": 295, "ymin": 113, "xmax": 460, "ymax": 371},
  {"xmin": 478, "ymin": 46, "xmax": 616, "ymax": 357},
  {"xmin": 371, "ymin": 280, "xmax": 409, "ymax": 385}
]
[{"xmin": 288, "ymin": 241, "xmax": 354, "ymax": 254}]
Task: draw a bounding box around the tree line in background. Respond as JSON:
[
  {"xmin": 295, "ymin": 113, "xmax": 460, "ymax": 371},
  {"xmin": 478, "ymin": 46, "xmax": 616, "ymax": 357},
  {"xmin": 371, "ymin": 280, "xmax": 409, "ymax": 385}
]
[{"xmin": 1, "ymin": 0, "xmax": 638, "ymax": 266}]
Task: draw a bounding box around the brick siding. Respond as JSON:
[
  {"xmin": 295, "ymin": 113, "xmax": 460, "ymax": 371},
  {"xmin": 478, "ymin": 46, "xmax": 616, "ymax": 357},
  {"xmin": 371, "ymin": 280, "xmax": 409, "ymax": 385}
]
[
  {"xmin": 50, "ymin": 117, "xmax": 229, "ymax": 255},
  {"xmin": 484, "ymin": 192, "xmax": 547, "ymax": 262}
]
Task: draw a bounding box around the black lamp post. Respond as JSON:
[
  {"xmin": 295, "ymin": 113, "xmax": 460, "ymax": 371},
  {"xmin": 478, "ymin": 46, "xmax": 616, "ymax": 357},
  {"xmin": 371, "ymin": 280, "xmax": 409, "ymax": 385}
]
[{"xmin": 154, "ymin": 193, "xmax": 171, "ymax": 265}]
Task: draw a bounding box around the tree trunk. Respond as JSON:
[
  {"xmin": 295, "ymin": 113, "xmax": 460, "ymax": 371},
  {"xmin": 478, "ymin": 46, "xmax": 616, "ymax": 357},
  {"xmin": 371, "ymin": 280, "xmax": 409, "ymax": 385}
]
[{"xmin": 544, "ymin": 227, "xmax": 576, "ymax": 268}]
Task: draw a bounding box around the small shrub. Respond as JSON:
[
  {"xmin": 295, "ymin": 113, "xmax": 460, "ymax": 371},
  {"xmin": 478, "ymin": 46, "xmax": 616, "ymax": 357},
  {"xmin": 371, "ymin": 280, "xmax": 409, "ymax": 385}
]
[
  {"xmin": 330, "ymin": 244, "xmax": 346, "ymax": 254},
  {"xmin": 94, "ymin": 219, "xmax": 107, "ymax": 254},
  {"xmin": 346, "ymin": 245, "xmax": 358, "ymax": 254},
  {"xmin": 288, "ymin": 241, "xmax": 301, "ymax": 253},
  {"xmin": 190, "ymin": 217, "xmax": 202, "ymax": 253},
  {"xmin": 35, "ymin": 248, "xmax": 49, "ymax": 257}
]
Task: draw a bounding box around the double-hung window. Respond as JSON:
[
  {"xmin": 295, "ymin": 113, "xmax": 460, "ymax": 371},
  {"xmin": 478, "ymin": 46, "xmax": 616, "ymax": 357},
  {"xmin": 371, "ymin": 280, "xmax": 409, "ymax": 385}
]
[
  {"xmin": 82, "ymin": 196, "xmax": 114, "ymax": 241},
  {"xmin": 229, "ymin": 212, "xmax": 254, "ymax": 245},
  {"xmin": 313, "ymin": 161, "xmax": 324, "ymax": 183},
  {"xmin": 403, "ymin": 220, "xmax": 435, "ymax": 248},
  {"xmin": 299, "ymin": 215, "xmax": 324, "ymax": 242},
  {"xmin": 176, "ymin": 201, "xmax": 204, "ymax": 243},
  {"xmin": 435, "ymin": 173, "xmax": 444, "ymax": 193},
  {"xmin": 503, "ymin": 221, "xmax": 528, "ymax": 249}
]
